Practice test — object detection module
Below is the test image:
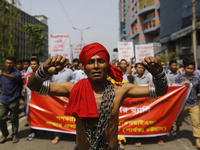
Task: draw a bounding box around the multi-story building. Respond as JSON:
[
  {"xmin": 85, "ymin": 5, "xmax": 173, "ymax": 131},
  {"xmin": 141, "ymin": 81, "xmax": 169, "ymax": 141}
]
[
  {"xmin": 125, "ymin": 0, "xmax": 160, "ymax": 46},
  {"xmin": 160, "ymin": 0, "xmax": 200, "ymax": 64},
  {"xmin": 119, "ymin": 0, "xmax": 126, "ymax": 41},
  {"xmin": 17, "ymin": 12, "xmax": 48, "ymax": 62}
]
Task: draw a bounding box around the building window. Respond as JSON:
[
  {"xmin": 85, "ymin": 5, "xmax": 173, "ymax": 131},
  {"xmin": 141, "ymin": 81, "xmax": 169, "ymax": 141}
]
[
  {"xmin": 153, "ymin": 20, "xmax": 155, "ymax": 27},
  {"xmin": 149, "ymin": 22, "xmax": 152, "ymax": 28}
]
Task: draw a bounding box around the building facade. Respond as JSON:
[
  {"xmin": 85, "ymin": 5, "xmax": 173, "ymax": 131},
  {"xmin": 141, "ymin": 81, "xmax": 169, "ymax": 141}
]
[
  {"xmin": 119, "ymin": 0, "xmax": 126, "ymax": 41},
  {"xmin": 17, "ymin": 12, "xmax": 48, "ymax": 62},
  {"xmin": 160, "ymin": 0, "xmax": 200, "ymax": 64},
  {"xmin": 125, "ymin": 0, "xmax": 160, "ymax": 46}
]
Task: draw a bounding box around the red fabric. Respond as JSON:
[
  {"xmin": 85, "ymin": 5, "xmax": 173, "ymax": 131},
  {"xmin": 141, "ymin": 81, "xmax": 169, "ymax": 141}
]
[
  {"xmin": 64, "ymin": 78, "xmax": 98, "ymax": 119},
  {"xmin": 24, "ymin": 72, "xmax": 33, "ymax": 84},
  {"xmin": 79, "ymin": 42, "xmax": 123, "ymax": 82}
]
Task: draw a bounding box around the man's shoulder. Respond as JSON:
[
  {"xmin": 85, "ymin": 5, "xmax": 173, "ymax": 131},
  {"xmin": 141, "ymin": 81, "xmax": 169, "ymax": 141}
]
[{"xmin": 63, "ymin": 68, "xmax": 73, "ymax": 74}]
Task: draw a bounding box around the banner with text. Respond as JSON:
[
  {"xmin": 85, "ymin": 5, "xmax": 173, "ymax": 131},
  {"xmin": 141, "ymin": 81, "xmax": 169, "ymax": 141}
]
[
  {"xmin": 72, "ymin": 43, "xmax": 86, "ymax": 59},
  {"xmin": 118, "ymin": 42, "xmax": 134, "ymax": 62},
  {"xmin": 50, "ymin": 34, "xmax": 70, "ymax": 59},
  {"xmin": 28, "ymin": 85, "xmax": 191, "ymax": 137},
  {"xmin": 135, "ymin": 44, "xmax": 154, "ymax": 63}
]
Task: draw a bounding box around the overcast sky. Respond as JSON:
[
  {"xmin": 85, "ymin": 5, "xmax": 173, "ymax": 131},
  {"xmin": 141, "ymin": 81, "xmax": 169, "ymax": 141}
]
[{"xmin": 17, "ymin": 0, "xmax": 119, "ymax": 61}]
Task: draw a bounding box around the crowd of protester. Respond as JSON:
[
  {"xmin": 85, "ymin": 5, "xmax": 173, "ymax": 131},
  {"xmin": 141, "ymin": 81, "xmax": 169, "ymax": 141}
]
[{"xmin": 0, "ymin": 54, "xmax": 200, "ymax": 149}]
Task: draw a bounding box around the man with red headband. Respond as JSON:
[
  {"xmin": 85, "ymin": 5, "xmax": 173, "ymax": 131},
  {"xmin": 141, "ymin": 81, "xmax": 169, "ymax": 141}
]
[{"xmin": 28, "ymin": 42, "xmax": 168, "ymax": 150}]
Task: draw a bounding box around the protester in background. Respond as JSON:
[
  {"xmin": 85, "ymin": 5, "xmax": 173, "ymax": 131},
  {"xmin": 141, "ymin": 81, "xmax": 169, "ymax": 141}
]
[
  {"xmin": 0, "ymin": 56, "xmax": 22, "ymax": 143},
  {"xmin": 23, "ymin": 59, "xmax": 30, "ymax": 73},
  {"xmin": 167, "ymin": 60, "xmax": 179, "ymax": 85},
  {"xmin": 119, "ymin": 59, "xmax": 129, "ymax": 83},
  {"xmin": 16, "ymin": 59, "xmax": 26, "ymax": 101},
  {"xmin": 24, "ymin": 58, "xmax": 40, "ymax": 141},
  {"xmin": 71, "ymin": 58, "xmax": 80, "ymax": 71},
  {"xmin": 16, "ymin": 59, "xmax": 23, "ymax": 72},
  {"xmin": 174, "ymin": 60, "xmax": 200, "ymax": 149},
  {"xmin": 70, "ymin": 62, "xmax": 87, "ymax": 84},
  {"xmin": 50, "ymin": 66, "xmax": 73, "ymax": 144},
  {"xmin": 127, "ymin": 57, "xmax": 152, "ymax": 85},
  {"xmin": 180, "ymin": 58, "xmax": 190, "ymax": 75},
  {"xmin": 67, "ymin": 63, "xmax": 72, "ymax": 69},
  {"xmin": 25, "ymin": 54, "xmax": 39, "ymax": 76}
]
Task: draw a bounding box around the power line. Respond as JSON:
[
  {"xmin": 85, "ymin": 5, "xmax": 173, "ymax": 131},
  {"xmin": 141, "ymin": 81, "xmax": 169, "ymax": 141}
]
[{"xmin": 57, "ymin": 0, "xmax": 75, "ymax": 28}]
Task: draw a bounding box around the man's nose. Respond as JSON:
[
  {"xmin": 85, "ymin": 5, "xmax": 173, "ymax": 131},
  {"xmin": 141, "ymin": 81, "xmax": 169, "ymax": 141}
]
[{"xmin": 94, "ymin": 60, "xmax": 98, "ymax": 68}]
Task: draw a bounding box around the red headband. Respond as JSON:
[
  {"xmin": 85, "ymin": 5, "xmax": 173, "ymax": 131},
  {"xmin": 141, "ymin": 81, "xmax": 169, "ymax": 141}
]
[{"xmin": 79, "ymin": 42, "xmax": 123, "ymax": 82}]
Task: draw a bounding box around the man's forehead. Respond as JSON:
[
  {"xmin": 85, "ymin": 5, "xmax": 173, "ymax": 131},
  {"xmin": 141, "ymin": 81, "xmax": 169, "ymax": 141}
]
[{"xmin": 89, "ymin": 55, "xmax": 103, "ymax": 60}]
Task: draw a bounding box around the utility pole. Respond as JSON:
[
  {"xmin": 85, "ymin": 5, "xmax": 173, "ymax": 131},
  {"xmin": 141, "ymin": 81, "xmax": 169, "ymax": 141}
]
[
  {"xmin": 192, "ymin": 0, "xmax": 197, "ymax": 68},
  {"xmin": 72, "ymin": 27, "xmax": 91, "ymax": 49}
]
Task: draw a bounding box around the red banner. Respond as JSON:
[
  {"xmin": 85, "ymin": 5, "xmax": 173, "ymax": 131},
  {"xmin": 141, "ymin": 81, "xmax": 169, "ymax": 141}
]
[{"xmin": 28, "ymin": 85, "xmax": 191, "ymax": 137}]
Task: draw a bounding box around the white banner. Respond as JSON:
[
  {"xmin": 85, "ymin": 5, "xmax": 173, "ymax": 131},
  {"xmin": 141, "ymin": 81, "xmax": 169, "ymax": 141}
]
[
  {"xmin": 135, "ymin": 44, "xmax": 154, "ymax": 63},
  {"xmin": 72, "ymin": 43, "xmax": 86, "ymax": 59},
  {"xmin": 118, "ymin": 42, "xmax": 134, "ymax": 62},
  {"xmin": 50, "ymin": 34, "xmax": 70, "ymax": 59}
]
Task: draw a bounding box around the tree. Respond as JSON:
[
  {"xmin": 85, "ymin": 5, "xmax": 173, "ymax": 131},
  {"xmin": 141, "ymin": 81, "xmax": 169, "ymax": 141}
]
[
  {"xmin": 0, "ymin": 0, "xmax": 20, "ymax": 61},
  {"xmin": 157, "ymin": 52, "xmax": 180, "ymax": 64},
  {"xmin": 22, "ymin": 23, "xmax": 46, "ymax": 58}
]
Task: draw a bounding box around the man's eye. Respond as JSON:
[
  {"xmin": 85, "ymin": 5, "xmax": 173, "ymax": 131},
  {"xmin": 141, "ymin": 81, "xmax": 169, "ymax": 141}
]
[
  {"xmin": 98, "ymin": 59, "xmax": 105, "ymax": 63},
  {"xmin": 87, "ymin": 60, "xmax": 94, "ymax": 64}
]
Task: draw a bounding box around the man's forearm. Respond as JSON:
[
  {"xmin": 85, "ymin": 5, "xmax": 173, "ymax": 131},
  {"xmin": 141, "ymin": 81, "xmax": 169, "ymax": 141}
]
[
  {"xmin": 2, "ymin": 73, "xmax": 14, "ymax": 80},
  {"xmin": 127, "ymin": 61, "xmax": 132, "ymax": 75},
  {"xmin": 27, "ymin": 73, "xmax": 43, "ymax": 91},
  {"xmin": 127, "ymin": 60, "xmax": 133, "ymax": 82}
]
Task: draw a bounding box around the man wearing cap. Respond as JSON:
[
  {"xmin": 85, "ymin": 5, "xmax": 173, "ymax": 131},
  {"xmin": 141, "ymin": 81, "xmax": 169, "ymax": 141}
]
[{"xmin": 27, "ymin": 42, "xmax": 168, "ymax": 150}]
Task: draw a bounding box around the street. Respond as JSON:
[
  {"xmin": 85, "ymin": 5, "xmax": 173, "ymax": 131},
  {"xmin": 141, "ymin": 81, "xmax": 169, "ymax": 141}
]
[{"xmin": 0, "ymin": 110, "xmax": 198, "ymax": 150}]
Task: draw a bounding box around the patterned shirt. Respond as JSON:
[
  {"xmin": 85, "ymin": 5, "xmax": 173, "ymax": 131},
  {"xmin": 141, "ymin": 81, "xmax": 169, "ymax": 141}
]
[{"xmin": 174, "ymin": 74, "xmax": 200, "ymax": 107}]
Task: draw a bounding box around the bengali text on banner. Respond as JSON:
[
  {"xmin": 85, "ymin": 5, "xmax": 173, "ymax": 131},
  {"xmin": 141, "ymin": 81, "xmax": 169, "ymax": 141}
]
[{"xmin": 28, "ymin": 84, "xmax": 191, "ymax": 137}]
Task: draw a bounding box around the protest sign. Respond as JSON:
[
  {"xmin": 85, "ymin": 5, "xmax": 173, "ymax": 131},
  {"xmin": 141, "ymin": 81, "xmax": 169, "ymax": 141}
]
[
  {"xmin": 72, "ymin": 43, "xmax": 86, "ymax": 59},
  {"xmin": 118, "ymin": 42, "xmax": 134, "ymax": 62},
  {"xmin": 135, "ymin": 44, "xmax": 154, "ymax": 63},
  {"xmin": 50, "ymin": 34, "xmax": 70, "ymax": 59}
]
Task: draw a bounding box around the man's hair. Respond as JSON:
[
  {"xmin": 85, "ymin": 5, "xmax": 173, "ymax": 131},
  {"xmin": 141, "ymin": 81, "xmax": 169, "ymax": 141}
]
[
  {"xmin": 120, "ymin": 59, "xmax": 127, "ymax": 64},
  {"xmin": 32, "ymin": 53, "xmax": 38, "ymax": 57},
  {"xmin": 183, "ymin": 58, "xmax": 189, "ymax": 67},
  {"xmin": 23, "ymin": 59, "xmax": 30, "ymax": 64},
  {"xmin": 73, "ymin": 58, "xmax": 80, "ymax": 64},
  {"xmin": 135, "ymin": 63, "xmax": 143, "ymax": 68},
  {"xmin": 169, "ymin": 60, "xmax": 177, "ymax": 66},
  {"xmin": 30, "ymin": 58, "xmax": 39, "ymax": 65},
  {"xmin": 184, "ymin": 60, "xmax": 195, "ymax": 69},
  {"xmin": 5, "ymin": 56, "xmax": 16, "ymax": 63},
  {"xmin": 16, "ymin": 59, "xmax": 22, "ymax": 64}
]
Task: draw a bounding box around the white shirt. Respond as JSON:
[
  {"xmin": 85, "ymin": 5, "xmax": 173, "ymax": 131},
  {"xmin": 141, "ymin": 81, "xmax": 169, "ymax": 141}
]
[
  {"xmin": 123, "ymin": 71, "xmax": 129, "ymax": 83},
  {"xmin": 71, "ymin": 70, "xmax": 87, "ymax": 83}
]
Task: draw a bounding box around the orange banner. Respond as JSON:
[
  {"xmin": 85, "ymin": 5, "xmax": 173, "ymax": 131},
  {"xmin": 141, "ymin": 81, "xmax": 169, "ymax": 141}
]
[{"xmin": 28, "ymin": 85, "xmax": 191, "ymax": 137}]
